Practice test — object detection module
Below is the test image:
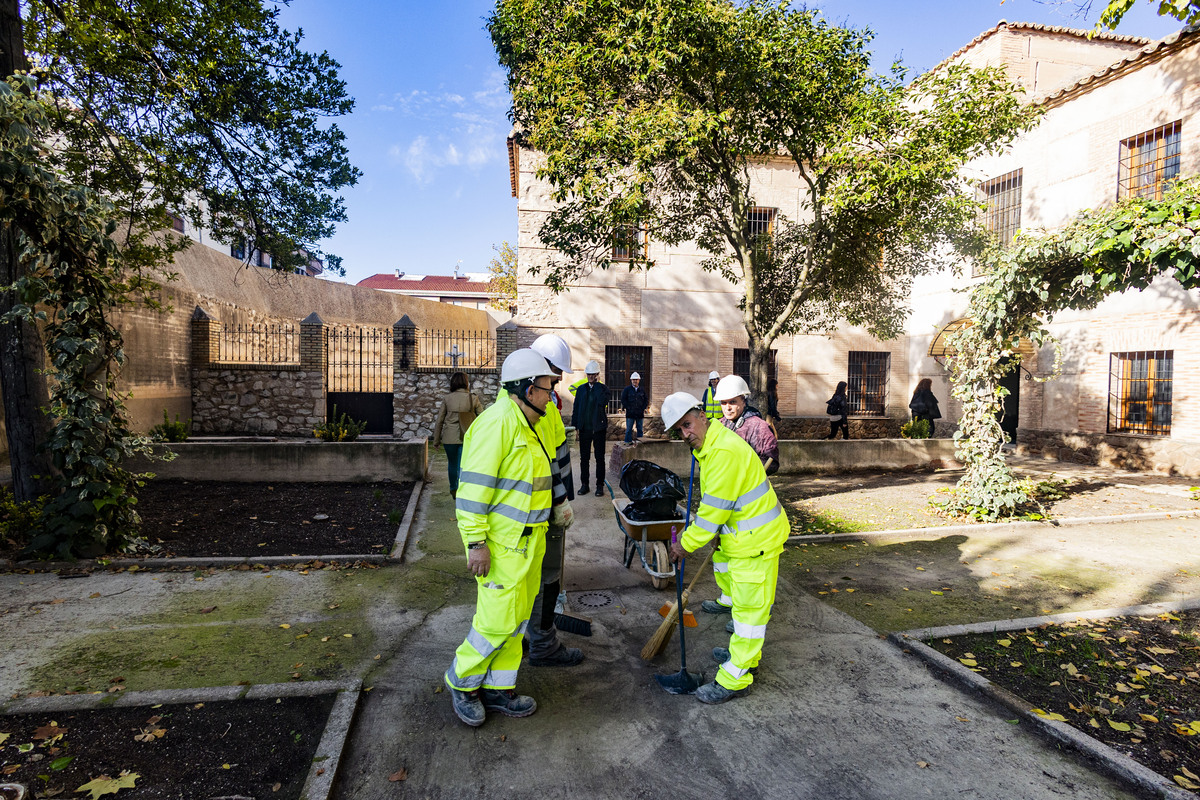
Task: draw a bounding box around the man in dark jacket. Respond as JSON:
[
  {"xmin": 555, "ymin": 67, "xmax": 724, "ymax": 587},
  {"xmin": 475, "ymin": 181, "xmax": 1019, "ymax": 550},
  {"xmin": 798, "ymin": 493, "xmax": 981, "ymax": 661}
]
[
  {"xmin": 571, "ymin": 360, "xmax": 610, "ymax": 497},
  {"xmin": 620, "ymin": 371, "xmax": 648, "ymax": 444}
]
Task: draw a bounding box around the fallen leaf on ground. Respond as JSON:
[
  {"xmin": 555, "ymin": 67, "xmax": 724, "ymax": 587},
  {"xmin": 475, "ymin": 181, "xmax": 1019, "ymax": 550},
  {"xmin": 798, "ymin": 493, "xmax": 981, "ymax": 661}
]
[
  {"xmin": 916, "ymin": 761, "xmax": 930, "ymax": 768},
  {"xmin": 199, "ymin": 606, "xmax": 216, "ymax": 614},
  {"xmin": 33, "ymin": 723, "xmax": 67, "ymax": 739},
  {"xmin": 388, "ymin": 769, "xmax": 408, "ymax": 782},
  {"xmin": 76, "ymin": 771, "xmax": 139, "ymax": 799},
  {"xmin": 1106, "ymin": 720, "xmax": 1132, "ymax": 732}
]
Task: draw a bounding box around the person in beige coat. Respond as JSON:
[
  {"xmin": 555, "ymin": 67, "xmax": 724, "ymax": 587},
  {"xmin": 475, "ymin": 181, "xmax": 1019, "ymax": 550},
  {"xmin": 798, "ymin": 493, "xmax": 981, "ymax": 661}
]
[{"xmin": 433, "ymin": 372, "xmax": 484, "ymax": 498}]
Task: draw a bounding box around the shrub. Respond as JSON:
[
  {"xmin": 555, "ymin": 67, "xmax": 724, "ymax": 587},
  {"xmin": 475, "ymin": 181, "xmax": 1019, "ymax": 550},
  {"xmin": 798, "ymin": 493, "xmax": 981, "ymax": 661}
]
[
  {"xmin": 150, "ymin": 409, "xmax": 191, "ymax": 442},
  {"xmin": 0, "ymin": 486, "xmax": 45, "ymax": 551},
  {"xmin": 314, "ymin": 405, "xmax": 367, "ymax": 442},
  {"xmin": 900, "ymin": 418, "xmax": 931, "ymax": 439}
]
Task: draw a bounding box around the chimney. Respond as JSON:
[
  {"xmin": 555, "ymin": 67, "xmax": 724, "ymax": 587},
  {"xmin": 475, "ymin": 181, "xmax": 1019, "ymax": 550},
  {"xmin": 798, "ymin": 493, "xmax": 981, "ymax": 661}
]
[{"xmin": 395, "ymin": 269, "xmax": 404, "ymax": 279}]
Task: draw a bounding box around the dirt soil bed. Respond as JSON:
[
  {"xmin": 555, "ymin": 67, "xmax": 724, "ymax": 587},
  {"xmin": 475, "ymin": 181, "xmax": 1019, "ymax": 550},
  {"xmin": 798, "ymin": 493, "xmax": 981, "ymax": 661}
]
[
  {"xmin": 0, "ymin": 693, "xmax": 335, "ymax": 799},
  {"xmin": 135, "ymin": 480, "xmax": 415, "ymax": 557},
  {"xmin": 929, "ymin": 610, "xmax": 1200, "ymax": 791},
  {"xmin": 773, "ymin": 471, "xmax": 1197, "ymax": 534}
]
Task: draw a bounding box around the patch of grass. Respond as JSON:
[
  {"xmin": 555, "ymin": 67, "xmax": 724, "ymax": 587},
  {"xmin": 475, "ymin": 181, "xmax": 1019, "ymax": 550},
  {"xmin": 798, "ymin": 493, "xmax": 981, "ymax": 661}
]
[
  {"xmin": 930, "ymin": 611, "xmax": 1200, "ymax": 791},
  {"xmin": 785, "ymin": 506, "xmax": 873, "ymax": 536}
]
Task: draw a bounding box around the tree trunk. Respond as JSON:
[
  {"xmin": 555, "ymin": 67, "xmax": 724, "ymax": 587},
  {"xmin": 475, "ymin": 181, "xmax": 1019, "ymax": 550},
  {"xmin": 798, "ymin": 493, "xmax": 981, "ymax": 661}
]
[
  {"xmin": 746, "ymin": 335, "xmax": 773, "ymax": 412},
  {"xmin": 0, "ymin": 0, "xmax": 54, "ymax": 501}
]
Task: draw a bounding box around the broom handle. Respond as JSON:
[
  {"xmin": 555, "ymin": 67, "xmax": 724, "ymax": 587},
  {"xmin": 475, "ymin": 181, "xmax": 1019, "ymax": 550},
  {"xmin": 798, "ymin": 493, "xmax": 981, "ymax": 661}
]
[{"xmin": 675, "ymin": 454, "xmax": 697, "ymax": 673}]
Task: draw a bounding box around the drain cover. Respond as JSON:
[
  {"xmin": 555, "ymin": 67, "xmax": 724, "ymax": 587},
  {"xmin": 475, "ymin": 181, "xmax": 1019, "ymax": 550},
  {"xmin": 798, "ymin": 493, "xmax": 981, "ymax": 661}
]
[{"xmin": 572, "ymin": 590, "xmax": 617, "ymax": 609}]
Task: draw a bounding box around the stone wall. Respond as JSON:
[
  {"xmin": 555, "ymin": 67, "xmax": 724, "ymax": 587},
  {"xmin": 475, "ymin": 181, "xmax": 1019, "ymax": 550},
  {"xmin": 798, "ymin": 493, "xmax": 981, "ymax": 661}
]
[
  {"xmin": 394, "ymin": 370, "xmax": 502, "ymax": 441},
  {"xmin": 1016, "ymin": 428, "xmax": 1200, "ymax": 477},
  {"xmin": 191, "ymin": 366, "xmax": 323, "ymax": 435},
  {"xmin": 599, "ymin": 415, "xmax": 904, "ymax": 440}
]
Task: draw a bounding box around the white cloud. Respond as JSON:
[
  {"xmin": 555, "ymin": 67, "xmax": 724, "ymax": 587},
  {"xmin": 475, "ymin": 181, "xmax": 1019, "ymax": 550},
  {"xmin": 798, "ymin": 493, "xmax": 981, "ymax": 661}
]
[{"xmin": 371, "ymin": 104, "xmax": 396, "ymax": 113}]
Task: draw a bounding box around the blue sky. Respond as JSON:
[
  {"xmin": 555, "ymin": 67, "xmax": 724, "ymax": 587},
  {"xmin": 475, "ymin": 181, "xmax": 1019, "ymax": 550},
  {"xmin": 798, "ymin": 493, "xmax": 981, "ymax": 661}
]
[{"xmin": 276, "ymin": 1, "xmax": 1184, "ymax": 286}]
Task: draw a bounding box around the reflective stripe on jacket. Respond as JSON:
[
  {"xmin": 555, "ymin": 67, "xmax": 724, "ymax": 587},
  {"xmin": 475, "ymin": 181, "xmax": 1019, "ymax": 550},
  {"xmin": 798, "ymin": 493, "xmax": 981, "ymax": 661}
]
[
  {"xmin": 702, "ymin": 386, "xmax": 721, "ymax": 420},
  {"xmin": 681, "ymin": 421, "xmax": 789, "ymax": 559},
  {"xmin": 456, "ymin": 395, "xmax": 553, "ymax": 548},
  {"xmin": 496, "ymin": 385, "xmax": 571, "ymax": 503}
]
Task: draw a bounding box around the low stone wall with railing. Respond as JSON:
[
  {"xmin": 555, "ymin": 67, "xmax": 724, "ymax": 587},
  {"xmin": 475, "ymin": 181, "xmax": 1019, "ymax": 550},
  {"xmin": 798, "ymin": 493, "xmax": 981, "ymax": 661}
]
[{"xmin": 1016, "ymin": 428, "xmax": 1200, "ymax": 476}]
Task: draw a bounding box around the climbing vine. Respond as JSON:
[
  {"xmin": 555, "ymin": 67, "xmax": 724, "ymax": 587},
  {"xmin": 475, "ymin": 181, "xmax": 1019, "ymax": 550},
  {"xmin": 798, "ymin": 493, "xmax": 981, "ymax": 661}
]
[
  {"xmin": 945, "ymin": 177, "xmax": 1200, "ymax": 519},
  {"xmin": 0, "ymin": 76, "xmax": 159, "ymax": 557}
]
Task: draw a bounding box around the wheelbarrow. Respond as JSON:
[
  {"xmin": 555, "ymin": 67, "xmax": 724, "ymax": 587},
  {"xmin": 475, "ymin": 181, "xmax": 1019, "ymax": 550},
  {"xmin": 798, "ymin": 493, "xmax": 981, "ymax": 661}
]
[{"xmin": 604, "ymin": 480, "xmax": 682, "ymax": 590}]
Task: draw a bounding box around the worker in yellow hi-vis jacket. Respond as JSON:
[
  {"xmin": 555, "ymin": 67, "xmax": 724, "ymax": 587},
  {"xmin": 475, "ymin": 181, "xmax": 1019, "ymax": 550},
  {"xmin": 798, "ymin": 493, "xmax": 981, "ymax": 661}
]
[
  {"xmin": 444, "ymin": 348, "xmax": 564, "ymax": 727},
  {"xmin": 662, "ymin": 391, "xmax": 789, "ymax": 705}
]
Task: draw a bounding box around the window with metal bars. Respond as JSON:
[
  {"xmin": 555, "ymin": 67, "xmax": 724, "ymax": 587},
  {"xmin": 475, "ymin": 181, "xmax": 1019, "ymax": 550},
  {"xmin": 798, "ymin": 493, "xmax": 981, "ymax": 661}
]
[
  {"xmin": 1119, "ymin": 121, "xmax": 1181, "ymax": 201},
  {"xmin": 733, "ymin": 348, "xmax": 777, "ymax": 390},
  {"xmin": 611, "ymin": 225, "xmax": 647, "ymax": 262},
  {"xmin": 974, "ymin": 169, "xmax": 1023, "ymax": 278},
  {"xmin": 847, "ymin": 351, "xmax": 888, "ymax": 416},
  {"xmin": 1107, "ymin": 350, "xmax": 1173, "ymax": 436},
  {"xmin": 604, "ymin": 345, "xmax": 652, "ymax": 414}
]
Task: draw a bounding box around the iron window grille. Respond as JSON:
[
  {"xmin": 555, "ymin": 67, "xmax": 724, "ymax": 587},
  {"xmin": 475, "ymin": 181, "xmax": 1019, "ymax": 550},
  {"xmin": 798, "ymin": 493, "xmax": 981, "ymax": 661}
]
[
  {"xmin": 1118, "ymin": 121, "xmax": 1181, "ymax": 201},
  {"xmin": 1107, "ymin": 350, "xmax": 1173, "ymax": 436},
  {"xmin": 975, "ymin": 169, "xmax": 1022, "ymax": 276},
  {"xmin": 847, "ymin": 351, "xmax": 888, "ymax": 416},
  {"xmin": 611, "ymin": 225, "xmax": 648, "ymax": 262},
  {"xmin": 604, "ymin": 345, "xmax": 652, "ymax": 414},
  {"xmin": 746, "ymin": 206, "xmax": 776, "ymax": 259},
  {"xmin": 733, "ymin": 348, "xmax": 778, "ymax": 391}
]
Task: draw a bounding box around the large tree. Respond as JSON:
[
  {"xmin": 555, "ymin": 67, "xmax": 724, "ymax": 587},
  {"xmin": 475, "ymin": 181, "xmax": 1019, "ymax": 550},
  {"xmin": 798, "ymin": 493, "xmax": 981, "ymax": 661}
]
[
  {"xmin": 0, "ymin": 0, "xmax": 358, "ymax": 552},
  {"xmin": 490, "ymin": 0, "xmax": 1038, "ymax": 400}
]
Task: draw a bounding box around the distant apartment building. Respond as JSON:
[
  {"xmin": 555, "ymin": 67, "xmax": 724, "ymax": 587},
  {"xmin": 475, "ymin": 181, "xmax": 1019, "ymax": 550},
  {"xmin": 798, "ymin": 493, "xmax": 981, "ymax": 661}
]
[
  {"xmin": 510, "ymin": 22, "xmax": 1200, "ymax": 472},
  {"xmin": 357, "ymin": 270, "xmax": 499, "ymax": 312},
  {"xmin": 168, "ymin": 213, "xmax": 325, "ymax": 277}
]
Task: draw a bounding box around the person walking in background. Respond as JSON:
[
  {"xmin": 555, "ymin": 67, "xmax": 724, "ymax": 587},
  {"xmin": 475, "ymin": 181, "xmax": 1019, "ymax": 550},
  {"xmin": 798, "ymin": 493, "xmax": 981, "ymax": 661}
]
[
  {"xmin": 571, "ymin": 360, "xmax": 610, "ymax": 496},
  {"xmin": 908, "ymin": 378, "xmax": 942, "ymax": 433},
  {"xmin": 620, "ymin": 371, "xmax": 648, "ymax": 444},
  {"xmin": 432, "ymin": 371, "xmax": 484, "ymax": 499},
  {"xmin": 701, "ymin": 371, "xmax": 721, "ymax": 420},
  {"xmin": 825, "ymin": 381, "xmax": 849, "ymax": 440},
  {"xmin": 765, "ymin": 378, "xmax": 781, "ymax": 437},
  {"xmin": 713, "ymin": 375, "xmax": 778, "ymax": 475}
]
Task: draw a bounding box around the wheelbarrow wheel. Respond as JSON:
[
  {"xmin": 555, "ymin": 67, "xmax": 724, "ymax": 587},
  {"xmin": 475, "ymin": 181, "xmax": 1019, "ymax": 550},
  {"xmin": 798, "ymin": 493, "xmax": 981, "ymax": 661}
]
[{"xmin": 648, "ymin": 541, "xmax": 672, "ymax": 590}]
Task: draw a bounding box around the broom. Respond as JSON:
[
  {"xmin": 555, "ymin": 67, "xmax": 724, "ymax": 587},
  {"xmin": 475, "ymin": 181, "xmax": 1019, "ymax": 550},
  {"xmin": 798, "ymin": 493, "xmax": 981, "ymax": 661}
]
[{"xmin": 641, "ymin": 546, "xmax": 712, "ymax": 660}]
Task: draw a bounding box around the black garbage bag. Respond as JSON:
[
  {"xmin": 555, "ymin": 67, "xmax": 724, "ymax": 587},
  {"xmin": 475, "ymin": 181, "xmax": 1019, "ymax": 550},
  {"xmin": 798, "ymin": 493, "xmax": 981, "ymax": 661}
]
[{"xmin": 620, "ymin": 460, "xmax": 686, "ymax": 522}]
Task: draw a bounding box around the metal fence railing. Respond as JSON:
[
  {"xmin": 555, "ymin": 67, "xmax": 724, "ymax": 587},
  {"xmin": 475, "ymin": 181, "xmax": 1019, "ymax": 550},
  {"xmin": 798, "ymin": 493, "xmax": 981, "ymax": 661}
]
[
  {"xmin": 417, "ymin": 329, "xmax": 495, "ymax": 369},
  {"xmin": 325, "ymin": 325, "xmax": 394, "ymax": 393},
  {"xmin": 218, "ymin": 322, "xmax": 299, "ymax": 364}
]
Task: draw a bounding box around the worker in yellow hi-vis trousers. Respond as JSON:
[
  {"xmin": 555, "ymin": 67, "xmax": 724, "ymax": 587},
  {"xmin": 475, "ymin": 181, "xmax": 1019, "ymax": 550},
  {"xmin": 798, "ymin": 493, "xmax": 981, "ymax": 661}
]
[
  {"xmin": 444, "ymin": 348, "xmax": 565, "ymax": 727},
  {"xmin": 662, "ymin": 391, "xmax": 789, "ymax": 705}
]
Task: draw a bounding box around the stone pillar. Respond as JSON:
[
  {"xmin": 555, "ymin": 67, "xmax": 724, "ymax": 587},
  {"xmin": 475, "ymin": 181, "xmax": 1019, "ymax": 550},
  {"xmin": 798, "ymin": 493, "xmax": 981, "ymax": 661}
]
[
  {"xmin": 190, "ymin": 306, "xmax": 220, "ymax": 366},
  {"xmin": 393, "ymin": 315, "xmax": 417, "ymax": 370},
  {"xmin": 300, "ymin": 312, "xmax": 327, "ymax": 372},
  {"xmin": 496, "ymin": 319, "xmax": 519, "ymax": 366}
]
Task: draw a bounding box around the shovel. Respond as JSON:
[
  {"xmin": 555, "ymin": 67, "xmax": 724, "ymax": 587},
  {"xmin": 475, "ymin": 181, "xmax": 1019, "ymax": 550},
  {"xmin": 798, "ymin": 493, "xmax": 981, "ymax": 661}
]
[{"xmin": 653, "ymin": 453, "xmax": 703, "ymax": 695}]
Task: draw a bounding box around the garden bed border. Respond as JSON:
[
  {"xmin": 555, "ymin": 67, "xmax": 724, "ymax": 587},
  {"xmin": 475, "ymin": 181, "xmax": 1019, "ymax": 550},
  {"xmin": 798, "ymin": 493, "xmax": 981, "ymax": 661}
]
[
  {"xmin": 890, "ymin": 597, "xmax": 1200, "ymax": 800},
  {"xmin": 0, "ymin": 678, "xmax": 362, "ymax": 800}
]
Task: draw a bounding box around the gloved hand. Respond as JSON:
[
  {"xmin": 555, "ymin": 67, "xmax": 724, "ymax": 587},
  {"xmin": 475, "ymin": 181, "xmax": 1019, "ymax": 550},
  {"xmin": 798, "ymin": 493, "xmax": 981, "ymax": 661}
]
[{"xmin": 551, "ymin": 499, "xmax": 574, "ymax": 529}]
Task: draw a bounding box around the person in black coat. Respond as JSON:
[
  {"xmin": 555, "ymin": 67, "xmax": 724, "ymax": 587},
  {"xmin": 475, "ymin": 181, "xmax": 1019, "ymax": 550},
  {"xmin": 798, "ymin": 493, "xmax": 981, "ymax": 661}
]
[
  {"xmin": 571, "ymin": 361, "xmax": 611, "ymax": 496},
  {"xmin": 908, "ymin": 378, "xmax": 942, "ymax": 433},
  {"xmin": 825, "ymin": 381, "xmax": 849, "ymax": 440},
  {"xmin": 620, "ymin": 372, "xmax": 649, "ymax": 443}
]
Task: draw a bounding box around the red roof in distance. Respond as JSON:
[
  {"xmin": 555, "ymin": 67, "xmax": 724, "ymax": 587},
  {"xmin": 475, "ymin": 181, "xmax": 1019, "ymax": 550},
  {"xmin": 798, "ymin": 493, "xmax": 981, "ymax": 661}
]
[{"xmin": 358, "ymin": 274, "xmax": 491, "ymax": 293}]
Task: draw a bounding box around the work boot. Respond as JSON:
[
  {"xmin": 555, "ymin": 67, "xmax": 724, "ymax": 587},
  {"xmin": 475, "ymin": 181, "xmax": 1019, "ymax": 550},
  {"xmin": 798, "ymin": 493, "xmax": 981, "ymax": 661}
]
[
  {"xmin": 701, "ymin": 600, "xmax": 732, "ymax": 615},
  {"xmin": 725, "ymin": 619, "xmax": 735, "ymax": 634},
  {"xmin": 712, "ymin": 647, "xmax": 758, "ymax": 673},
  {"xmin": 594, "ymin": 485, "xmax": 604, "ymax": 497},
  {"xmin": 448, "ymin": 687, "xmax": 485, "ymax": 727},
  {"xmin": 695, "ymin": 681, "xmax": 746, "ymax": 705},
  {"xmin": 528, "ymin": 646, "xmax": 584, "ymax": 667},
  {"xmin": 480, "ymin": 688, "xmax": 537, "ymax": 718},
  {"xmin": 579, "ymin": 484, "xmax": 590, "ymax": 496}
]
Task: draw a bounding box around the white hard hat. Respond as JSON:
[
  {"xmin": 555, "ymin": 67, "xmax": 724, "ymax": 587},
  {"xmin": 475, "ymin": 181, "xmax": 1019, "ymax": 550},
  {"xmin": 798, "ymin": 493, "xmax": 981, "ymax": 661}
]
[
  {"xmin": 585, "ymin": 360, "xmax": 601, "ymax": 374},
  {"xmin": 714, "ymin": 375, "xmax": 751, "ymax": 401},
  {"xmin": 708, "ymin": 370, "xmax": 720, "ymax": 380},
  {"xmin": 531, "ymin": 334, "xmax": 573, "ymax": 374},
  {"xmin": 661, "ymin": 391, "xmax": 702, "ymax": 430},
  {"xmin": 501, "ymin": 348, "xmax": 557, "ymax": 385},
  {"xmin": 631, "ymin": 372, "xmax": 641, "ymax": 380}
]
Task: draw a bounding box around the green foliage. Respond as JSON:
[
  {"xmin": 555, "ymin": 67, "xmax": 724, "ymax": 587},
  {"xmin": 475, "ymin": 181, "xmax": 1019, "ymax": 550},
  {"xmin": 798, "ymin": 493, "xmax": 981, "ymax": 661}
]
[
  {"xmin": 0, "ymin": 485, "xmax": 45, "ymax": 548},
  {"xmin": 22, "ymin": 0, "xmax": 360, "ymax": 275},
  {"xmin": 490, "ymin": 0, "xmax": 1038, "ymax": 399},
  {"xmin": 0, "ymin": 76, "xmax": 157, "ymax": 558},
  {"xmin": 946, "ymin": 178, "xmax": 1200, "ymax": 520},
  {"xmin": 1097, "ymin": 0, "xmax": 1200, "ymax": 31},
  {"xmin": 150, "ymin": 409, "xmax": 191, "ymax": 443},
  {"xmin": 900, "ymin": 418, "xmax": 931, "ymax": 439},
  {"xmin": 487, "ymin": 240, "xmax": 518, "ymax": 312},
  {"xmin": 314, "ymin": 406, "xmax": 367, "ymax": 442}
]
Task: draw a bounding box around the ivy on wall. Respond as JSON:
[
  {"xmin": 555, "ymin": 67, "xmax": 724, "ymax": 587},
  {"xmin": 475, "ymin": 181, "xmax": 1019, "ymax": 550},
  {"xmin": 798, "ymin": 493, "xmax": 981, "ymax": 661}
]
[{"xmin": 946, "ymin": 178, "xmax": 1200, "ymax": 519}]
